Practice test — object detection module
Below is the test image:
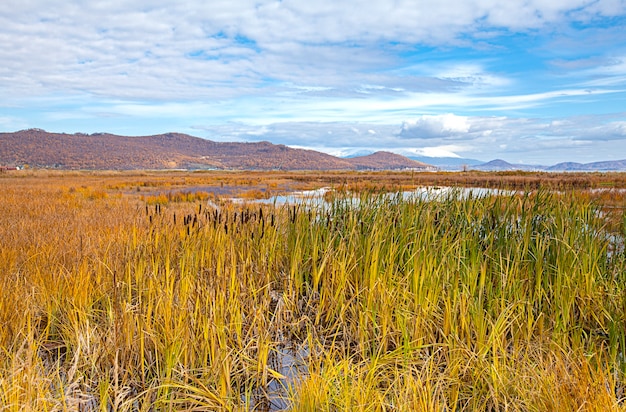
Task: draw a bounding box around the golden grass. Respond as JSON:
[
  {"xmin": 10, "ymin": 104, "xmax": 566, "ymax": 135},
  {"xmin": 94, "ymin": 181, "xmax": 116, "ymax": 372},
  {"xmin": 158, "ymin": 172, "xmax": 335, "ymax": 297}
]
[{"xmin": 0, "ymin": 171, "xmax": 624, "ymax": 410}]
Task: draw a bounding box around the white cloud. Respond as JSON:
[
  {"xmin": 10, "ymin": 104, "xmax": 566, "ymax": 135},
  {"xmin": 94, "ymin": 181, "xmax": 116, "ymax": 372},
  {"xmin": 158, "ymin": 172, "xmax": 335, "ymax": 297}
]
[
  {"xmin": 409, "ymin": 146, "xmax": 465, "ymax": 158},
  {"xmin": 0, "ymin": 116, "xmax": 28, "ymax": 131},
  {"xmin": 414, "ymin": 62, "xmax": 512, "ymax": 89},
  {"xmin": 1, "ymin": 0, "xmax": 625, "ymax": 164},
  {"xmin": 0, "ymin": 0, "xmax": 622, "ymax": 101},
  {"xmin": 399, "ymin": 114, "xmax": 471, "ymax": 138},
  {"xmin": 573, "ymin": 56, "xmax": 626, "ymax": 87},
  {"xmin": 193, "ymin": 111, "xmax": 626, "ymax": 164}
]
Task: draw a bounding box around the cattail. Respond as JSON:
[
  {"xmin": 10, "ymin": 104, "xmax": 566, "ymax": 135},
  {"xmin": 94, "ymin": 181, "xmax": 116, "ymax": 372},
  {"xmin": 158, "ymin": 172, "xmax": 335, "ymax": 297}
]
[{"xmin": 173, "ymin": 213, "xmax": 176, "ymax": 225}]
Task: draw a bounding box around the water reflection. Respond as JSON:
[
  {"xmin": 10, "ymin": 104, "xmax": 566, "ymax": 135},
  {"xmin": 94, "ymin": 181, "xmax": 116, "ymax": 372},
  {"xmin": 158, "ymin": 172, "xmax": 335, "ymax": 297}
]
[{"xmin": 238, "ymin": 186, "xmax": 515, "ymax": 206}]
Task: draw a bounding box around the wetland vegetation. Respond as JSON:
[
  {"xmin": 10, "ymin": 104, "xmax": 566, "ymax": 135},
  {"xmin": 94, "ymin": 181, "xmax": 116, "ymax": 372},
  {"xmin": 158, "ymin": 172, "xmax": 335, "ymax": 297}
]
[{"xmin": 0, "ymin": 170, "xmax": 625, "ymax": 410}]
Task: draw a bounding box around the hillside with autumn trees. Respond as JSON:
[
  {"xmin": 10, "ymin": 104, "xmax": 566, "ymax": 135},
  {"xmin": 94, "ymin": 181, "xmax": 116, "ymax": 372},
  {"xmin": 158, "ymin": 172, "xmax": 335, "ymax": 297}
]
[{"xmin": 0, "ymin": 129, "xmax": 432, "ymax": 171}]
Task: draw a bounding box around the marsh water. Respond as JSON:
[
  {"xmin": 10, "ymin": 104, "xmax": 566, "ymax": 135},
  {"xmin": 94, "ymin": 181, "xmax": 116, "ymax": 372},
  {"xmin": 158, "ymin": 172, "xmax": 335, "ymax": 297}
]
[{"xmin": 243, "ymin": 186, "xmax": 514, "ymax": 206}]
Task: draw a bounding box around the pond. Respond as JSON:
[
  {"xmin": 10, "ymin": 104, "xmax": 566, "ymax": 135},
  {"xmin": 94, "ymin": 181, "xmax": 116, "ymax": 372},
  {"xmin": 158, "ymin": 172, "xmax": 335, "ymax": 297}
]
[{"xmin": 234, "ymin": 186, "xmax": 516, "ymax": 206}]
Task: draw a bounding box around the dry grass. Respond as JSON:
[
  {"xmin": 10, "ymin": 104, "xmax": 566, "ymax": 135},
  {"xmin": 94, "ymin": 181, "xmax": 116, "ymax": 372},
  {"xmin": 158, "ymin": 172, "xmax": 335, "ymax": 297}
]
[{"xmin": 0, "ymin": 171, "xmax": 625, "ymax": 410}]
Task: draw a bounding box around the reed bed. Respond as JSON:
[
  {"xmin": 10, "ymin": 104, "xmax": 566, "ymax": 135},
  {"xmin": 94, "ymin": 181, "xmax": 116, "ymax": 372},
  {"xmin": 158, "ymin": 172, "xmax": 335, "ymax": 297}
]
[{"xmin": 0, "ymin": 176, "xmax": 625, "ymax": 411}]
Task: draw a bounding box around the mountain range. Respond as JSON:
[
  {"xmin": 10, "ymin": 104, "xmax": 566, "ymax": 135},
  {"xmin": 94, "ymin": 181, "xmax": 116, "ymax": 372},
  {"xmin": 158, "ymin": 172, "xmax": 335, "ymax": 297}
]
[
  {"xmin": 468, "ymin": 158, "xmax": 626, "ymax": 172},
  {"xmin": 0, "ymin": 129, "xmax": 432, "ymax": 171},
  {"xmin": 2, "ymin": 130, "xmax": 625, "ymax": 172},
  {"xmin": 347, "ymin": 150, "xmax": 626, "ymax": 172}
]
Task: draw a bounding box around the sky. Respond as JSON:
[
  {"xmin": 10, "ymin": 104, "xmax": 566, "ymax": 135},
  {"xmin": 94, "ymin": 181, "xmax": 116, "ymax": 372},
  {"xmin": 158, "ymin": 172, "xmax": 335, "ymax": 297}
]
[{"xmin": 1, "ymin": 0, "xmax": 625, "ymax": 165}]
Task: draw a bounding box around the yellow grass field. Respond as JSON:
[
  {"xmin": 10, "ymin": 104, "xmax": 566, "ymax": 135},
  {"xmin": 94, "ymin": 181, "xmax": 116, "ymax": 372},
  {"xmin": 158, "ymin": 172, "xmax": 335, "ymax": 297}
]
[{"xmin": 1, "ymin": 170, "xmax": 625, "ymax": 411}]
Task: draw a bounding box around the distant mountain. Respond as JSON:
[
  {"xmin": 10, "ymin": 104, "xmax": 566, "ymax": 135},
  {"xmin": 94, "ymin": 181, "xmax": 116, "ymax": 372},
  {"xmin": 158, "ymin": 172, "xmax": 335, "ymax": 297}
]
[
  {"xmin": 473, "ymin": 158, "xmax": 626, "ymax": 172},
  {"xmin": 340, "ymin": 150, "xmax": 483, "ymax": 170},
  {"xmin": 4, "ymin": 129, "xmax": 624, "ymax": 171},
  {"xmin": 471, "ymin": 159, "xmax": 545, "ymax": 171},
  {"xmin": 548, "ymin": 162, "xmax": 584, "ymax": 171},
  {"xmin": 406, "ymin": 155, "xmax": 483, "ymax": 170},
  {"xmin": 0, "ymin": 129, "xmax": 432, "ymax": 171},
  {"xmin": 548, "ymin": 160, "xmax": 626, "ymax": 171},
  {"xmin": 475, "ymin": 159, "xmax": 515, "ymax": 170},
  {"xmin": 341, "ymin": 149, "xmax": 377, "ymax": 158},
  {"xmin": 345, "ymin": 151, "xmax": 432, "ymax": 170}
]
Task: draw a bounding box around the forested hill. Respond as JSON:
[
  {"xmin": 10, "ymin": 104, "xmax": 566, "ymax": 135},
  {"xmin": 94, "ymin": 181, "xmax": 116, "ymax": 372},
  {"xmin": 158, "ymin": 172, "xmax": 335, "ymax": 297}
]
[{"xmin": 0, "ymin": 129, "xmax": 431, "ymax": 171}]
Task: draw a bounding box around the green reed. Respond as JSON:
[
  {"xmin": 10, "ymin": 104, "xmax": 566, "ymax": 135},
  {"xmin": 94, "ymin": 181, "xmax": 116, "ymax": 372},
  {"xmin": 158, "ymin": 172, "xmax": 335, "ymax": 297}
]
[{"xmin": 0, "ymin": 182, "xmax": 624, "ymax": 410}]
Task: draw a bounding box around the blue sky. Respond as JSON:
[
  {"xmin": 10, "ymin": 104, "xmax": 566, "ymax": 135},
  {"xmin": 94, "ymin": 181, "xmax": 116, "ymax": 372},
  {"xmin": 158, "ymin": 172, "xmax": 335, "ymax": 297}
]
[{"xmin": 1, "ymin": 0, "xmax": 625, "ymax": 164}]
